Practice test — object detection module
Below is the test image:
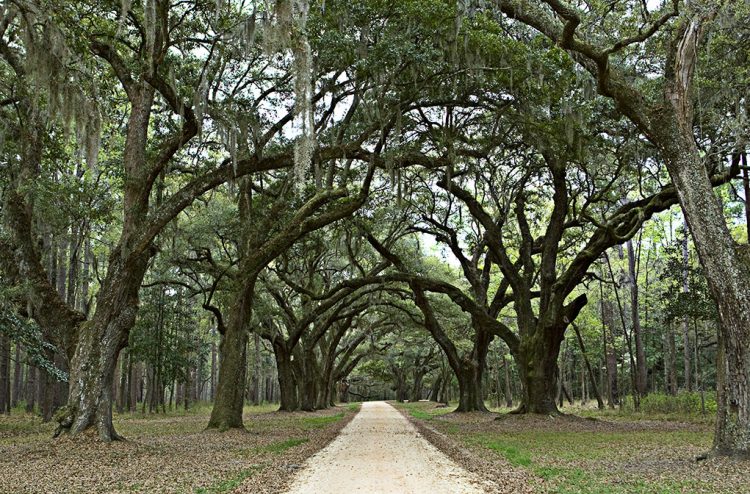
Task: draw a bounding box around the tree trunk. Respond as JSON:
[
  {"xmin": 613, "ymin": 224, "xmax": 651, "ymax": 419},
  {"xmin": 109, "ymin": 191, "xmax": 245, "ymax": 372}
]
[
  {"xmin": 116, "ymin": 350, "xmax": 127, "ymax": 414},
  {"xmin": 503, "ymin": 354, "xmax": 513, "ymax": 408},
  {"xmin": 25, "ymin": 365, "xmax": 36, "ymax": 413},
  {"xmin": 251, "ymin": 332, "xmax": 261, "ymax": 405},
  {"xmin": 410, "ymin": 369, "xmax": 426, "ymax": 402},
  {"xmin": 681, "ymin": 234, "xmax": 692, "ymax": 392},
  {"xmin": 207, "ymin": 315, "xmax": 249, "ymax": 429},
  {"xmin": 455, "ymin": 360, "xmax": 488, "ymax": 412},
  {"xmin": 59, "ymin": 249, "xmax": 149, "ymax": 440},
  {"xmin": 652, "ymin": 112, "xmax": 750, "ymax": 455},
  {"xmin": 429, "ymin": 376, "xmax": 442, "ymax": 402},
  {"xmin": 12, "ymin": 344, "xmax": 22, "ymax": 408},
  {"xmin": 274, "ymin": 341, "xmax": 299, "ymax": 412},
  {"xmin": 572, "ymin": 323, "xmax": 604, "ymax": 409},
  {"xmin": 627, "ymin": 240, "xmax": 648, "ymax": 396},
  {"xmin": 742, "ymin": 153, "xmax": 750, "ymax": 242},
  {"xmin": 514, "ymin": 327, "xmax": 563, "ymax": 414},
  {"xmin": 0, "ymin": 333, "xmax": 10, "ymax": 414}
]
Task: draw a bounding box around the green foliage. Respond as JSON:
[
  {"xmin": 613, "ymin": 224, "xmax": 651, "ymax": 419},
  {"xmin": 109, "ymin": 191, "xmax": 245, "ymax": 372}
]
[
  {"xmin": 639, "ymin": 392, "xmax": 717, "ymax": 416},
  {"xmin": 0, "ymin": 301, "xmax": 67, "ymax": 383}
]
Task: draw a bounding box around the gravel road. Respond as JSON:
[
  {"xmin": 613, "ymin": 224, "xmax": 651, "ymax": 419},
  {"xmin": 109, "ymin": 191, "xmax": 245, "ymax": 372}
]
[{"xmin": 282, "ymin": 401, "xmax": 494, "ymax": 494}]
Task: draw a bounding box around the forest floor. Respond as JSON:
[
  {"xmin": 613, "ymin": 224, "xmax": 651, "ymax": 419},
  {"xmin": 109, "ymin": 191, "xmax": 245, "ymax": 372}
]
[
  {"xmin": 281, "ymin": 400, "xmax": 525, "ymax": 494},
  {"xmin": 0, "ymin": 402, "xmax": 357, "ymax": 493},
  {"xmin": 396, "ymin": 401, "xmax": 750, "ymax": 494}
]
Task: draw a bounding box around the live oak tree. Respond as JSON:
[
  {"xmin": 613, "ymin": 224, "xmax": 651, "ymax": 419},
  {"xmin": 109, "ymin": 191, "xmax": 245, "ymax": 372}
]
[{"xmin": 479, "ymin": 0, "xmax": 750, "ymax": 458}]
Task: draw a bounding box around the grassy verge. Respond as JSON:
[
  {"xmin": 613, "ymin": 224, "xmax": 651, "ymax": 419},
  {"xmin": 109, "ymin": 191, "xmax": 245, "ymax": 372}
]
[{"xmin": 401, "ymin": 401, "xmax": 747, "ymax": 494}]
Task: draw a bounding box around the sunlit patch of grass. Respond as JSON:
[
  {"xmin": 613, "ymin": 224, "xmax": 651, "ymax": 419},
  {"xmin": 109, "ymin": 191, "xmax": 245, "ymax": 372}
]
[
  {"xmin": 346, "ymin": 402, "xmax": 361, "ymax": 412},
  {"xmin": 302, "ymin": 412, "xmax": 344, "ymax": 429},
  {"xmin": 461, "ymin": 427, "xmax": 714, "ymax": 493},
  {"xmin": 395, "ymin": 400, "xmax": 455, "ymax": 421},
  {"xmin": 263, "ymin": 437, "xmax": 309, "ymax": 453}
]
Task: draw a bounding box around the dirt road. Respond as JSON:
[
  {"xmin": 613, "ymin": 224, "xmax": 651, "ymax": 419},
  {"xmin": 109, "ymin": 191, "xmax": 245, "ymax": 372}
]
[{"xmin": 282, "ymin": 401, "xmax": 493, "ymax": 494}]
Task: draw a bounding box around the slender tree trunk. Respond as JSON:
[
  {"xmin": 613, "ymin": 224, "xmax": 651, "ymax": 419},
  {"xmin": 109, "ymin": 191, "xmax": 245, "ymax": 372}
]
[
  {"xmin": 0, "ymin": 333, "xmax": 10, "ymax": 414},
  {"xmin": 628, "ymin": 240, "xmax": 648, "ymax": 396},
  {"xmin": 127, "ymin": 357, "xmax": 136, "ymax": 412},
  {"xmin": 25, "ymin": 365, "xmax": 36, "ymax": 413},
  {"xmin": 503, "ymin": 353, "xmax": 513, "ymax": 408},
  {"xmin": 251, "ymin": 332, "xmax": 261, "ymax": 405},
  {"xmin": 572, "ymin": 323, "xmax": 604, "ymax": 409},
  {"xmin": 116, "ymin": 350, "xmax": 127, "ymax": 414},
  {"xmin": 12, "ymin": 344, "xmax": 22, "ymax": 408},
  {"xmin": 602, "ymin": 299, "xmax": 619, "ymax": 408},
  {"xmin": 681, "ymin": 234, "xmax": 692, "ymax": 392}
]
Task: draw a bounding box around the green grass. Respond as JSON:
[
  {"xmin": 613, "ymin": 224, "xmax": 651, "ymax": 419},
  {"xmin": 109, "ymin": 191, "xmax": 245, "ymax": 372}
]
[
  {"xmin": 478, "ymin": 438, "xmax": 532, "ymax": 466},
  {"xmin": 301, "ymin": 412, "xmax": 344, "ymax": 429},
  {"xmin": 193, "ymin": 466, "xmax": 261, "ymax": 494},
  {"xmin": 263, "ymin": 437, "xmax": 309, "ymax": 453},
  {"xmin": 347, "ymin": 402, "xmax": 362, "ymax": 412},
  {"xmin": 396, "ymin": 401, "xmax": 455, "ymax": 421}
]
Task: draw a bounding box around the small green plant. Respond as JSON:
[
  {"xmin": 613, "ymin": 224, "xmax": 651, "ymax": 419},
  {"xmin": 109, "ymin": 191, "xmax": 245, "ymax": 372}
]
[
  {"xmin": 639, "ymin": 392, "xmax": 717, "ymax": 415},
  {"xmin": 194, "ymin": 466, "xmax": 260, "ymax": 493},
  {"xmin": 263, "ymin": 437, "xmax": 309, "ymax": 453},
  {"xmin": 409, "ymin": 408, "xmax": 434, "ymax": 420},
  {"xmin": 480, "ymin": 439, "xmax": 532, "ymax": 467},
  {"xmin": 302, "ymin": 412, "xmax": 344, "ymax": 429}
]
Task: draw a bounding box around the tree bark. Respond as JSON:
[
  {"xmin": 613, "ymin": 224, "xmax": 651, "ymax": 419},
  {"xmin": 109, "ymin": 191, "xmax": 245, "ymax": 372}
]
[
  {"xmin": 572, "ymin": 323, "xmax": 604, "ymax": 410},
  {"xmin": 680, "ymin": 234, "xmax": 692, "ymax": 392},
  {"xmin": 12, "ymin": 344, "xmax": 22, "ymax": 408},
  {"xmin": 251, "ymin": 332, "xmax": 261, "ymax": 405},
  {"xmin": 207, "ymin": 281, "xmax": 252, "ymax": 429},
  {"xmin": 0, "ymin": 333, "xmax": 10, "ymax": 414},
  {"xmin": 274, "ymin": 341, "xmax": 299, "ymax": 412},
  {"xmin": 627, "ymin": 240, "xmax": 647, "ymax": 396},
  {"xmin": 455, "ymin": 360, "xmax": 488, "ymax": 412},
  {"xmin": 514, "ymin": 326, "xmax": 563, "ymax": 414}
]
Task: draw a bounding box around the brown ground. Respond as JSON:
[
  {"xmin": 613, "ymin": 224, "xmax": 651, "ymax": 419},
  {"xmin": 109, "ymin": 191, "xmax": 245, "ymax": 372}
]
[{"xmin": 0, "ymin": 404, "xmax": 354, "ymax": 494}]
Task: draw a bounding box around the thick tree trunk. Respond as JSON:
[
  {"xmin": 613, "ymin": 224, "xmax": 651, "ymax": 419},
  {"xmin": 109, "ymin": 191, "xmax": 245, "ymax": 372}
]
[
  {"xmin": 207, "ymin": 318, "xmax": 249, "ymax": 429},
  {"xmin": 274, "ymin": 342, "xmax": 299, "ymax": 412},
  {"xmin": 297, "ymin": 346, "xmax": 320, "ymax": 411},
  {"xmin": 454, "ymin": 361, "xmax": 488, "ymax": 412},
  {"xmin": 410, "ymin": 369, "xmax": 426, "ymax": 402},
  {"xmin": 658, "ymin": 140, "xmax": 750, "ymax": 456},
  {"xmin": 429, "ymin": 376, "xmax": 442, "ymax": 402},
  {"xmin": 57, "ymin": 250, "xmax": 148, "ymax": 440},
  {"xmin": 514, "ymin": 327, "xmax": 563, "ymax": 414},
  {"xmin": 394, "ymin": 371, "xmax": 408, "ymax": 402}
]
